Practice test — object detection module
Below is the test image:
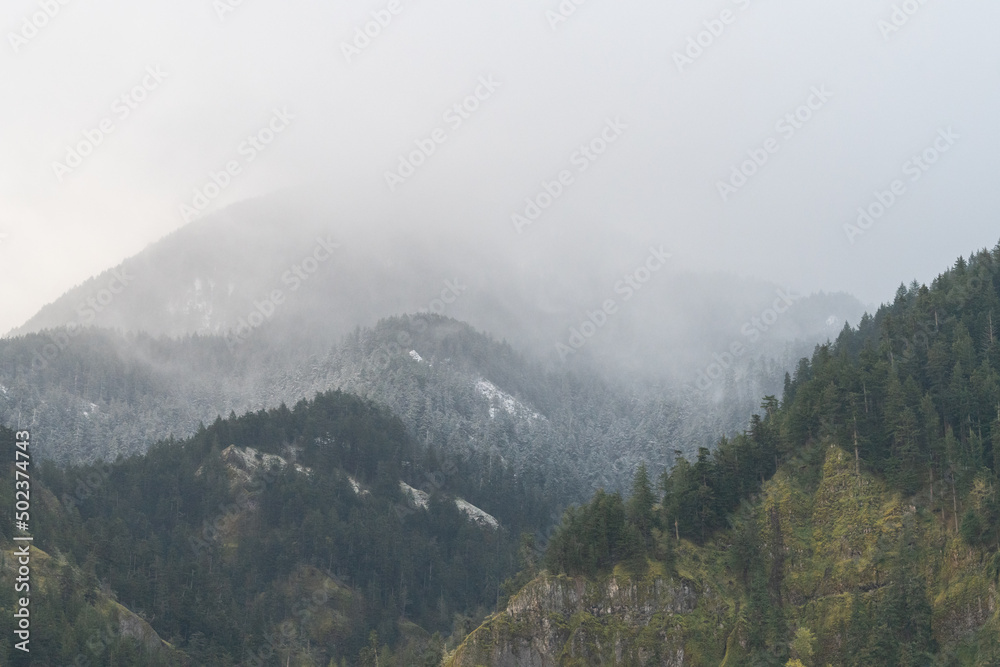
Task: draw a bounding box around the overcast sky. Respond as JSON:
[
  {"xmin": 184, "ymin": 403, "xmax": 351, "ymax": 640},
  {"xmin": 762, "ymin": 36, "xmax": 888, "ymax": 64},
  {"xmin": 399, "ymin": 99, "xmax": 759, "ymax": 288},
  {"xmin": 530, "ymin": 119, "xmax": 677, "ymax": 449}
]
[{"xmin": 2, "ymin": 0, "xmax": 998, "ymax": 335}]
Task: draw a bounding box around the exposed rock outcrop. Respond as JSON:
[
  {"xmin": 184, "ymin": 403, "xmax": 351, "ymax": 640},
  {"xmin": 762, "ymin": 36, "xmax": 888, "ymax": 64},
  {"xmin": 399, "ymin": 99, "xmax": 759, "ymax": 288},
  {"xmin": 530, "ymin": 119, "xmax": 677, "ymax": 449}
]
[{"xmin": 447, "ymin": 570, "xmax": 697, "ymax": 667}]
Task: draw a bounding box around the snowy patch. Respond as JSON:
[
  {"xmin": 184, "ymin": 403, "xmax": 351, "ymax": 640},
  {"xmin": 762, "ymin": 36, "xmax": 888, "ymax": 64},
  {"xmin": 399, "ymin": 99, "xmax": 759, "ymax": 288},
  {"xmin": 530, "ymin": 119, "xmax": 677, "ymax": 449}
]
[
  {"xmin": 226, "ymin": 445, "xmax": 286, "ymax": 471},
  {"xmin": 399, "ymin": 481, "xmax": 429, "ymax": 509},
  {"xmin": 0, "ymin": 384, "xmax": 7, "ymax": 395},
  {"xmin": 409, "ymin": 350, "xmax": 424, "ymax": 363},
  {"xmin": 174, "ymin": 276, "xmax": 217, "ymax": 332},
  {"xmin": 348, "ymin": 475, "xmax": 370, "ymax": 496},
  {"xmin": 208, "ymin": 445, "xmax": 313, "ymax": 481},
  {"xmin": 399, "ymin": 482, "xmax": 499, "ymax": 529},
  {"xmin": 455, "ymin": 498, "xmax": 499, "ymax": 529},
  {"xmin": 475, "ymin": 379, "xmax": 541, "ymax": 420}
]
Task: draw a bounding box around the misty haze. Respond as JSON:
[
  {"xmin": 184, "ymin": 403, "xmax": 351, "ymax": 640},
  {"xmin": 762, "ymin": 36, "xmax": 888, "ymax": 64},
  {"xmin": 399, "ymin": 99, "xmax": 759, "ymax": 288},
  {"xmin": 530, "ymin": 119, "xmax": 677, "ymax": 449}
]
[{"xmin": 1, "ymin": 1, "xmax": 999, "ymax": 665}]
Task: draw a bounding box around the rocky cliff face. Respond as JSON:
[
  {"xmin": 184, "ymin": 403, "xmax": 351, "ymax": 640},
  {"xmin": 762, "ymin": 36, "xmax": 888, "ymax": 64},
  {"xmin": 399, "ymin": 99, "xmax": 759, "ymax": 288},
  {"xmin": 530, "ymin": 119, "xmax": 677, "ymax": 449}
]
[
  {"xmin": 447, "ymin": 445, "xmax": 1000, "ymax": 666},
  {"xmin": 446, "ymin": 569, "xmax": 700, "ymax": 667}
]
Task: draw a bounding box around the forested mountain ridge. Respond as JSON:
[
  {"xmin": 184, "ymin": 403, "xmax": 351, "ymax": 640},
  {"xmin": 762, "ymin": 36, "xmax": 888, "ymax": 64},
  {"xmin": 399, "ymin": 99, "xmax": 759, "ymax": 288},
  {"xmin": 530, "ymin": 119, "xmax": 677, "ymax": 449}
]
[
  {"xmin": 0, "ymin": 315, "xmax": 774, "ymax": 503},
  {"xmin": 270, "ymin": 314, "xmax": 751, "ymax": 501},
  {"xmin": 0, "ymin": 391, "xmax": 557, "ymax": 665},
  {"xmin": 451, "ymin": 242, "xmax": 1000, "ymax": 666},
  {"xmin": 450, "ymin": 444, "xmax": 998, "ymax": 666},
  {"xmin": 1, "ymin": 198, "xmax": 866, "ymax": 504}
]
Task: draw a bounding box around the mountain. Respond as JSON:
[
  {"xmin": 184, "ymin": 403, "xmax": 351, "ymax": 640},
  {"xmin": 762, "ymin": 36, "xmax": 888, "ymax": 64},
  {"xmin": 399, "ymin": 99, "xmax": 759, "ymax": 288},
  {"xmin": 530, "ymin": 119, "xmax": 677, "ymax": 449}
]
[
  {"xmin": 0, "ymin": 392, "xmax": 556, "ymax": 665},
  {"xmin": 449, "ymin": 446, "xmax": 999, "ymax": 666},
  {"xmin": 1, "ymin": 196, "xmax": 869, "ymax": 507},
  {"xmin": 451, "ymin": 243, "xmax": 1000, "ymax": 665},
  {"xmin": 0, "ymin": 196, "xmax": 885, "ymax": 665},
  {"xmin": 0, "ymin": 315, "xmax": 762, "ymax": 503},
  {"xmin": 7, "ymin": 194, "xmax": 866, "ymax": 384}
]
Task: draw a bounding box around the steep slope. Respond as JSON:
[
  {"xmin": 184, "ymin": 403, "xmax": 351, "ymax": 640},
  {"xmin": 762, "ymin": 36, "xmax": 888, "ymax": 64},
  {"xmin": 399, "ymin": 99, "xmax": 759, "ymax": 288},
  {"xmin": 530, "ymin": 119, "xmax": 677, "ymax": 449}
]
[
  {"xmin": 1, "ymin": 393, "xmax": 554, "ymax": 665},
  {"xmin": 0, "ymin": 424, "xmax": 188, "ymax": 664},
  {"xmin": 447, "ymin": 568, "xmax": 699, "ymax": 667},
  {"xmin": 450, "ymin": 242, "xmax": 1000, "ymax": 666},
  {"xmin": 0, "ymin": 541, "xmax": 188, "ymax": 665},
  {"xmin": 449, "ymin": 445, "xmax": 1000, "ymax": 666}
]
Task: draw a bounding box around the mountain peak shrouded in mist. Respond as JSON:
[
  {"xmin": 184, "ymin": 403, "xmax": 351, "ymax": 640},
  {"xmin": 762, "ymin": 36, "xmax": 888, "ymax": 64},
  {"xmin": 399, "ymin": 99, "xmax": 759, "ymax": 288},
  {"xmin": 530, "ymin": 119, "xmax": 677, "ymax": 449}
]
[
  {"xmin": 10, "ymin": 194, "xmax": 867, "ymax": 386},
  {"xmin": 4, "ymin": 2, "xmax": 997, "ymax": 337},
  {"xmin": 8, "ymin": 243, "xmax": 1000, "ymax": 665},
  {"xmin": 4, "ymin": 0, "xmax": 998, "ymax": 662}
]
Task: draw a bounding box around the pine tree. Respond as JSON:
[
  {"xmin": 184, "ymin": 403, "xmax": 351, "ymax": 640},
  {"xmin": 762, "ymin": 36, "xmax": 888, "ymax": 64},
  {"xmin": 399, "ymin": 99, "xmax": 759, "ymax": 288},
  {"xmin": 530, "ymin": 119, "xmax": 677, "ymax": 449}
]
[{"xmin": 626, "ymin": 463, "xmax": 656, "ymax": 546}]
